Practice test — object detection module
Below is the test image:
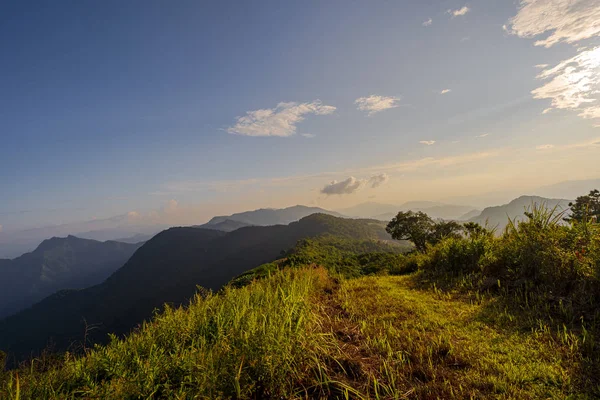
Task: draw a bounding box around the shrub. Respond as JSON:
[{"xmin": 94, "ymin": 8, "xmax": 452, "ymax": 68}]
[{"xmin": 419, "ymin": 235, "xmax": 495, "ymax": 276}]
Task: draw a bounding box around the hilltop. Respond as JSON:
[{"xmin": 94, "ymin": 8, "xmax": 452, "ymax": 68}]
[
  {"xmin": 467, "ymin": 195, "xmax": 571, "ymax": 232},
  {"xmin": 200, "ymin": 205, "xmax": 344, "ymax": 228}
]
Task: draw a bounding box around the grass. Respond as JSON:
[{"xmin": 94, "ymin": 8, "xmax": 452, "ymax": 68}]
[
  {"xmin": 337, "ymin": 274, "xmax": 587, "ymax": 399},
  {"xmin": 3, "ymin": 265, "xmax": 596, "ymax": 399}
]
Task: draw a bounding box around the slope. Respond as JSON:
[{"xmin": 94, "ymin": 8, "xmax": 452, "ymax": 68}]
[
  {"xmin": 0, "ymin": 214, "xmax": 390, "ymax": 362},
  {"xmin": 468, "ymin": 195, "xmax": 571, "ymax": 232},
  {"xmin": 2, "ymin": 269, "xmax": 588, "ymax": 399},
  {"xmin": 0, "ymin": 236, "xmax": 143, "ymax": 319}
]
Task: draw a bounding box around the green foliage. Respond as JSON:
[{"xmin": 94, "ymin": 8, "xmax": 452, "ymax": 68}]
[
  {"xmin": 565, "ymin": 189, "xmax": 600, "ymax": 223},
  {"xmin": 229, "ymin": 235, "xmax": 414, "ymax": 287},
  {"xmin": 386, "ymin": 211, "xmax": 434, "ymax": 252},
  {"xmin": 1, "ymin": 268, "xmax": 341, "ymax": 399},
  {"xmin": 386, "ymin": 211, "xmax": 464, "ymax": 252}
]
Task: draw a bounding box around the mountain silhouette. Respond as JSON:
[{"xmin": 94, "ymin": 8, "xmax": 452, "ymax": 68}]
[{"xmin": 0, "ymin": 236, "xmax": 143, "ymax": 319}]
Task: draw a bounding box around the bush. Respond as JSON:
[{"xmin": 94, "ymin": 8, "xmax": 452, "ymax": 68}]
[{"xmin": 419, "ymin": 235, "xmax": 495, "ymax": 276}]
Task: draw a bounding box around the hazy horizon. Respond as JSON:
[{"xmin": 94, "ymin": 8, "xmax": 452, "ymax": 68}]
[{"xmin": 2, "ymin": 1, "xmax": 600, "ymax": 233}]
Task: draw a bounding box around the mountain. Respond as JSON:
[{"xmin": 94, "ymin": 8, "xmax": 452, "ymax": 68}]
[
  {"xmin": 201, "ymin": 205, "xmax": 344, "ymax": 227},
  {"xmin": 468, "ymin": 196, "xmax": 571, "ymax": 232},
  {"xmin": 75, "ymin": 228, "xmax": 163, "ymax": 243},
  {"xmin": 0, "ymin": 236, "xmax": 143, "ymax": 319},
  {"xmin": 195, "ymin": 219, "xmax": 252, "ymax": 232},
  {"xmin": 534, "ymin": 179, "xmax": 600, "ymax": 200},
  {"xmin": 457, "ymin": 209, "xmax": 482, "ymax": 221},
  {"xmin": 344, "ymin": 202, "xmax": 479, "ymax": 221},
  {"xmin": 338, "ymin": 202, "xmax": 401, "ymax": 218},
  {"xmin": 0, "ymin": 215, "xmax": 166, "ymax": 259},
  {"xmin": 0, "ymin": 214, "xmax": 392, "ymax": 362}
]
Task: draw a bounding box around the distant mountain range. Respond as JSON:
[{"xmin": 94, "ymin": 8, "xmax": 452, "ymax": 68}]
[
  {"xmin": 339, "ymin": 202, "xmax": 479, "ymax": 221},
  {"xmin": 0, "ymin": 214, "xmax": 391, "ymax": 362},
  {"xmin": 198, "ymin": 205, "xmax": 344, "ymax": 229},
  {"xmin": 0, "ymin": 236, "xmax": 143, "ymax": 319},
  {"xmin": 0, "ymin": 215, "xmax": 165, "ymax": 259},
  {"xmin": 467, "ymin": 196, "xmax": 572, "ymax": 232},
  {"xmin": 533, "ymin": 179, "xmax": 600, "ymax": 200}
]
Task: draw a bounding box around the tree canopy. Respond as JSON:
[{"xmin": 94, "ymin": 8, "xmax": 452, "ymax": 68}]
[
  {"xmin": 386, "ymin": 211, "xmax": 464, "ymax": 252},
  {"xmin": 566, "ymin": 189, "xmax": 600, "ymax": 223}
]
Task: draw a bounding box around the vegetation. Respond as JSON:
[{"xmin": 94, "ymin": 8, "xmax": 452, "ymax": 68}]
[
  {"xmin": 385, "ymin": 211, "xmax": 463, "ymax": 252},
  {"xmin": 0, "ymin": 214, "xmax": 394, "ymax": 365},
  {"xmin": 1, "ymin": 194, "xmax": 600, "ymax": 398},
  {"xmin": 566, "ymin": 189, "xmax": 600, "ymax": 223}
]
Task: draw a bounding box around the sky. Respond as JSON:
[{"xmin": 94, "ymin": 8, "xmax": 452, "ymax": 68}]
[{"xmin": 1, "ymin": 0, "xmax": 600, "ymax": 231}]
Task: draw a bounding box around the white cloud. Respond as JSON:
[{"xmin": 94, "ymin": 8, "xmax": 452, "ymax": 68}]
[
  {"xmin": 321, "ymin": 173, "xmax": 391, "ymax": 195},
  {"xmin": 368, "ymin": 173, "xmax": 390, "ymax": 188},
  {"xmin": 423, "ymin": 18, "xmax": 432, "ymax": 26},
  {"xmin": 227, "ymin": 100, "xmax": 336, "ymax": 137},
  {"xmin": 448, "ymin": 6, "xmax": 470, "ymax": 17},
  {"xmin": 534, "ymin": 64, "xmax": 549, "ymax": 68},
  {"xmin": 578, "ymin": 106, "xmax": 600, "ymax": 119},
  {"xmin": 127, "ymin": 211, "xmax": 141, "ymax": 221},
  {"xmin": 321, "ymin": 177, "xmax": 365, "ymax": 195},
  {"xmin": 476, "ymin": 133, "xmax": 490, "ymax": 138},
  {"xmin": 355, "ymin": 95, "xmax": 400, "ymax": 116},
  {"xmin": 440, "ymin": 89, "xmax": 451, "ymax": 94},
  {"xmin": 301, "ymin": 133, "xmax": 316, "ymax": 138},
  {"xmin": 419, "ymin": 140, "xmax": 436, "ymax": 145},
  {"xmin": 536, "ymin": 144, "xmax": 555, "ymax": 150},
  {"xmin": 506, "ymin": 0, "xmax": 600, "ymax": 48},
  {"xmin": 532, "ymin": 47, "xmax": 600, "ymax": 116}
]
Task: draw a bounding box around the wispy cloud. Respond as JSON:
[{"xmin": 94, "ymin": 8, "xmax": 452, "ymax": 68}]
[
  {"xmin": 423, "ymin": 18, "xmax": 432, "ymax": 26},
  {"xmin": 227, "ymin": 100, "xmax": 336, "ymax": 137},
  {"xmin": 534, "ymin": 64, "xmax": 549, "ymax": 69},
  {"xmin": 536, "ymin": 138, "xmax": 600, "ymax": 151},
  {"xmin": 155, "ymin": 150, "xmax": 499, "ymax": 197},
  {"xmin": 419, "ymin": 140, "xmax": 436, "ymax": 145},
  {"xmin": 355, "ymin": 95, "xmax": 400, "ymax": 116},
  {"xmin": 506, "ymin": 0, "xmax": 600, "ymax": 48},
  {"xmin": 476, "ymin": 133, "xmax": 490, "ymax": 138},
  {"xmin": 578, "ymin": 106, "xmax": 600, "ymax": 120},
  {"xmin": 321, "ymin": 173, "xmax": 390, "ymax": 195},
  {"xmin": 448, "ymin": 6, "xmax": 470, "ymax": 17},
  {"xmin": 440, "ymin": 89, "xmax": 451, "ymax": 94},
  {"xmin": 536, "ymin": 144, "xmax": 554, "ymax": 150},
  {"xmin": 301, "ymin": 133, "xmax": 316, "ymax": 138},
  {"xmin": 532, "ymin": 47, "xmax": 600, "ymax": 117}
]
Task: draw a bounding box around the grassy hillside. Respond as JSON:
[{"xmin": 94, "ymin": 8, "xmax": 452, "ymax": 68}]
[
  {"xmin": 2, "ymin": 267, "xmax": 596, "ymax": 399},
  {"xmin": 2, "ymin": 209, "xmax": 598, "ymax": 398},
  {"xmin": 0, "ymin": 214, "xmax": 395, "ymax": 363}
]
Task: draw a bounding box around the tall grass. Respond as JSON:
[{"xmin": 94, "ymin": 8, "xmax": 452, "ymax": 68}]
[{"xmin": 1, "ymin": 268, "xmax": 341, "ymax": 399}]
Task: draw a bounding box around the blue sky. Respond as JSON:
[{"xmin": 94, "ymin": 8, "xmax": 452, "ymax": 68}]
[{"xmin": 1, "ymin": 0, "xmax": 600, "ymax": 231}]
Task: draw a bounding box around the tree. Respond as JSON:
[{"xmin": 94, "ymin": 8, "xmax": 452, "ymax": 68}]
[
  {"xmin": 431, "ymin": 220, "xmax": 464, "ymax": 242},
  {"xmin": 386, "ymin": 211, "xmax": 434, "ymax": 252},
  {"xmin": 565, "ymin": 189, "xmax": 600, "ymax": 223},
  {"xmin": 463, "ymin": 222, "xmax": 492, "ymax": 239}
]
